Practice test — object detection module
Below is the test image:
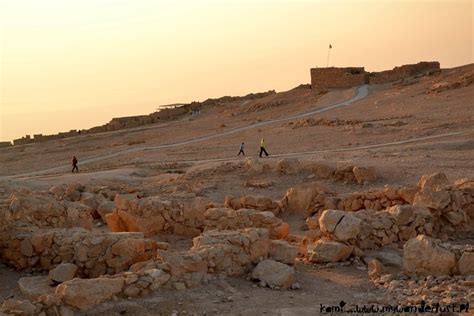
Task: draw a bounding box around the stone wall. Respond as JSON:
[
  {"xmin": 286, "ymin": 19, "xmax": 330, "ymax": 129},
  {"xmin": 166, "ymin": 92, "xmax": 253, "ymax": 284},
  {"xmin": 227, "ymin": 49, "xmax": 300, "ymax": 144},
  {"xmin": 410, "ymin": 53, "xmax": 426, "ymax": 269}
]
[
  {"xmin": 0, "ymin": 227, "xmax": 159, "ymax": 277},
  {"xmin": 310, "ymin": 67, "xmax": 368, "ymax": 90},
  {"xmin": 309, "ymin": 61, "xmax": 441, "ymax": 91},
  {"xmin": 369, "ymin": 61, "xmax": 440, "ymax": 84}
]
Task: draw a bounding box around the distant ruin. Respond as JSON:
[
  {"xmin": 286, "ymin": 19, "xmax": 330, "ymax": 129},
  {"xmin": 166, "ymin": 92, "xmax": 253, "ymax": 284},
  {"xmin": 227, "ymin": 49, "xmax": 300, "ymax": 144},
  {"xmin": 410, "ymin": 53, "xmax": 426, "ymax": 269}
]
[
  {"xmin": 2, "ymin": 62, "xmax": 441, "ymax": 147},
  {"xmin": 310, "ymin": 61, "xmax": 440, "ymax": 91},
  {"xmin": 3, "ymin": 91, "xmax": 274, "ymax": 147}
]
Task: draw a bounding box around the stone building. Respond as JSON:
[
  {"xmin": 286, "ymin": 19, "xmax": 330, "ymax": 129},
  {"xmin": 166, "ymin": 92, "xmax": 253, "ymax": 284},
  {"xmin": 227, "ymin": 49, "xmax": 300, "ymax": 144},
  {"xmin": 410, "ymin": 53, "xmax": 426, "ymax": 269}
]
[
  {"xmin": 310, "ymin": 67, "xmax": 369, "ymax": 90},
  {"xmin": 310, "ymin": 61, "xmax": 441, "ymax": 91}
]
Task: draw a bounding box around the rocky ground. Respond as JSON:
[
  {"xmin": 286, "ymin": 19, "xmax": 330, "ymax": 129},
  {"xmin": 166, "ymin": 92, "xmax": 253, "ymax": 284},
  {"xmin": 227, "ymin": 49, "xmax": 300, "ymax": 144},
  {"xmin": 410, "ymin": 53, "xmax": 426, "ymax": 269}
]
[{"xmin": 0, "ymin": 64, "xmax": 473, "ymax": 315}]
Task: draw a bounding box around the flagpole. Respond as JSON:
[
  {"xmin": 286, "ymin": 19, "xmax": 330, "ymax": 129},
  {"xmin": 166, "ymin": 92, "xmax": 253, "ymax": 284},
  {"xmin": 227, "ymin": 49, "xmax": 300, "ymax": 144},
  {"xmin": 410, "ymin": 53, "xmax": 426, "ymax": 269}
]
[{"xmin": 326, "ymin": 44, "xmax": 332, "ymax": 67}]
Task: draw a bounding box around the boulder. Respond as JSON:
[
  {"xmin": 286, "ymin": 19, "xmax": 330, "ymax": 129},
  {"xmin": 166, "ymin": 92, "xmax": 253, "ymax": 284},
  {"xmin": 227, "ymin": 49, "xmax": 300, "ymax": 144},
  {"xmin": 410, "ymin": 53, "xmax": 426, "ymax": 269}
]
[
  {"xmin": 276, "ymin": 158, "xmax": 301, "ymax": 175},
  {"xmin": 333, "ymin": 213, "xmax": 361, "ymax": 242},
  {"xmin": 252, "ymin": 259, "xmax": 296, "ymax": 289},
  {"xmin": 413, "ymin": 188, "xmax": 451, "ymax": 210},
  {"xmin": 458, "ymin": 252, "xmax": 474, "ymax": 275},
  {"xmin": 56, "ymin": 277, "xmax": 125, "ymax": 310},
  {"xmin": 64, "ymin": 183, "xmax": 83, "ymax": 202},
  {"xmin": 367, "ymin": 259, "xmax": 384, "ymax": 279},
  {"xmin": 245, "ymin": 158, "xmax": 269, "ymax": 174},
  {"xmin": 319, "ymin": 209, "xmax": 345, "ymax": 233},
  {"xmin": 443, "ymin": 209, "xmax": 467, "ymax": 226},
  {"xmin": 311, "ymin": 162, "xmax": 334, "ymax": 179},
  {"xmin": 1, "ymin": 299, "xmax": 37, "ymax": 315},
  {"xmin": 240, "ymin": 195, "xmax": 280, "ymax": 214},
  {"xmin": 269, "ymin": 240, "xmax": 298, "ymax": 264},
  {"xmin": 49, "ymin": 263, "xmax": 78, "ymax": 283},
  {"xmin": 397, "ymin": 186, "xmax": 418, "ymax": 204},
  {"xmin": 271, "ymin": 222, "xmax": 290, "ymax": 239},
  {"xmin": 403, "ymin": 235, "xmax": 456, "ymax": 275},
  {"xmin": 387, "ymin": 205, "xmax": 414, "ymax": 226},
  {"xmin": 18, "ymin": 276, "xmax": 56, "ymax": 300},
  {"xmin": 352, "ymin": 166, "xmax": 377, "ymax": 184},
  {"xmin": 307, "ymin": 240, "xmax": 353, "ymax": 263},
  {"xmin": 97, "ymin": 200, "xmax": 115, "ymax": 221},
  {"xmin": 365, "ymin": 249, "xmax": 403, "ymax": 268},
  {"xmin": 283, "ymin": 186, "xmax": 317, "ymax": 215},
  {"xmin": 418, "ymin": 173, "xmax": 449, "ymax": 191},
  {"xmin": 305, "ymin": 214, "xmax": 319, "ymax": 229}
]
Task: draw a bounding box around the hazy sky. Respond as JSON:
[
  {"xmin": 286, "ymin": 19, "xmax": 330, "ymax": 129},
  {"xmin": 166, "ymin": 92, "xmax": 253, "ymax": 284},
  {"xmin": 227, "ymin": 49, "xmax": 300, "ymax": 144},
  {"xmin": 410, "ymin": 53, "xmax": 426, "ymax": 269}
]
[{"xmin": 0, "ymin": 0, "xmax": 472, "ymax": 141}]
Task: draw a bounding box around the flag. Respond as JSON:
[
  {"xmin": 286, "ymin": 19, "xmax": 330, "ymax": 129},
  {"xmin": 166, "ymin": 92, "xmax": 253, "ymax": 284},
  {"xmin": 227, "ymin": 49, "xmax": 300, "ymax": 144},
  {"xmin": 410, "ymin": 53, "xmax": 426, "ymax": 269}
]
[{"xmin": 329, "ymin": 44, "xmax": 332, "ymax": 49}]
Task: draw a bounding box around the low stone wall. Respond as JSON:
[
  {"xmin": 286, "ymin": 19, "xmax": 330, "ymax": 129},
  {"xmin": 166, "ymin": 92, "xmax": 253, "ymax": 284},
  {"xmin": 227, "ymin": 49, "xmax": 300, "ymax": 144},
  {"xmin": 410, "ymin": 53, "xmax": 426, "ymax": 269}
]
[
  {"xmin": 303, "ymin": 174, "xmax": 473, "ymax": 263},
  {"xmin": 0, "ymin": 227, "xmax": 158, "ymax": 277},
  {"xmin": 204, "ymin": 207, "xmax": 289, "ymax": 239},
  {"xmin": 105, "ymin": 195, "xmax": 211, "ymax": 237},
  {"xmin": 403, "ymin": 235, "xmax": 474, "ymax": 276},
  {"xmin": 1, "ymin": 228, "xmax": 298, "ymax": 314},
  {"xmin": 369, "ymin": 61, "xmax": 440, "ymax": 84},
  {"xmin": 224, "ymin": 195, "xmax": 282, "ymax": 215}
]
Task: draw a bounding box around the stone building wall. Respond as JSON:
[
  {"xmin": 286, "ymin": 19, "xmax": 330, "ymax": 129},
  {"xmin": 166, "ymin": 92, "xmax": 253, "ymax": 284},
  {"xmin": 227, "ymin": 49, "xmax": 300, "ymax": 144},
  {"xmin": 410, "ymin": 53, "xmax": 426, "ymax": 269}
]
[
  {"xmin": 369, "ymin": 61, "xmax": 440, "ymax": 84},
  {"xmin": 310, "ymin": 67, "xmax": 369, "ymax": 90}
]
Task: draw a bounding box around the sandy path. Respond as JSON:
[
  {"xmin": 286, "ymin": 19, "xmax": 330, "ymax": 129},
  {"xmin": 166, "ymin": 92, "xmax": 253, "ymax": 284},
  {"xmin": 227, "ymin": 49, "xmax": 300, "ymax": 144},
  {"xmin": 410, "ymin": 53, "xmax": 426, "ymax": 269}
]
[{"xmin": 2, "ymin": 85, "xmax": 369, "ymax": 179}]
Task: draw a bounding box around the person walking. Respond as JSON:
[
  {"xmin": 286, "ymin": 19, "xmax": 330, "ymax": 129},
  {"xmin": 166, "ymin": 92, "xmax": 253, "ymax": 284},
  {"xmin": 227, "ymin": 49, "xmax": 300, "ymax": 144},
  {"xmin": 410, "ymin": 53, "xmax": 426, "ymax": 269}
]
[
  {"xmin": 259, "ymin": 138, "xmax": 269, "ymax": 157},
  {"xmin": 72, "ymin": 156, "xmax": 79, "ymax": 173},
  {"xmin": 237, "ymin": 142, "xmax": 245, "ymax": 156}
]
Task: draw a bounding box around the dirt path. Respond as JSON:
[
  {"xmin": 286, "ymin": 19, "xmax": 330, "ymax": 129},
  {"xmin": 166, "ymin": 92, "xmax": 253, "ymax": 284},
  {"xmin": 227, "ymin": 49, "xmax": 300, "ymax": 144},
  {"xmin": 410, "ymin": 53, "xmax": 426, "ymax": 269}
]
[
  {"xmin": 11, "ymin": 129, "xmax": 471, "ymax": 181},
  {"xmin": 1, "ymin": 86, "xmax": 369, "ymax": 180}
]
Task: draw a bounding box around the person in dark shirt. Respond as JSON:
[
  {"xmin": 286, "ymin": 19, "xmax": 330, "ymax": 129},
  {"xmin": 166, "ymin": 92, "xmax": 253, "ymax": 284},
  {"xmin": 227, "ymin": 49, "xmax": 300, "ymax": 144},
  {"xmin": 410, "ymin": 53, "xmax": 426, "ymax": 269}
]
[{"xmin": 72, "ymin": 156, "xmax": 79, "ymax": 173}]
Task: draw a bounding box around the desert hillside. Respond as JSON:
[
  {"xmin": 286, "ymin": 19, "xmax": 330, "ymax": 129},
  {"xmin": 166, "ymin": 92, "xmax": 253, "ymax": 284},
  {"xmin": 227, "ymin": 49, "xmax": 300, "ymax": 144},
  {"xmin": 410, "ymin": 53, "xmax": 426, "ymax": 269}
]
[{"xmin": 0, "ymin": 63, "xmax": 473, "ymax": 315}]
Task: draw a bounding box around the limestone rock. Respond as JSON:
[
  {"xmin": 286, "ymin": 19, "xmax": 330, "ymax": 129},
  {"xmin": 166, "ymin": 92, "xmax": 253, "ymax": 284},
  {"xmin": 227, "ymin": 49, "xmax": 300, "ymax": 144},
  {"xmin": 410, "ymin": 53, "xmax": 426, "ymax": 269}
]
[
  {"xmin": 269, "ymin": 240, "xmax": 298, "ymax": 265},
  {"xmin": 49, "ymin": 263, "xmax": 78, "ymax": 283},
  {"xmin": 443, "ymin": 210, "xmax": 467, "ymax": 226},
  {"xmin": 276, "ymin": 158, "xmax": 301, "ymax": 175},
  {"xmin": 1, "ymin": 299, "xmax": 37, "ymax": 315},
  {"xmin": 403, "ymin": 235, "xmax": 456, "ymax": 275},
  {"xmin": 458, "ymin": 252, "xmax": 474, "ymax": 275},
  {"xmin": 240, "ymin": 195, "xmax": 280, "ymax": 214},
  {"xmin": 97, "ymin": 199, "xmax": 115, "ymax": 221},
  {"xmin": 418, "ymin": 173, "xmax": 449, "ymax": 191},
  {"xmin": 352, "ymin": 166, "xmax": 377, "ymax": 184},
  {"xmin": 252, "ymin": 259, "xmax": 296, "ymax": 289},
  {"xmin": 18, "ymin": 276, "xmax": 55, "ymax": 300},
  {"xmin": 368, "ymin": 259, "xmax": 384, "ymax": 279},
  {"xmin": 307, "ymin": 239, "xmax": 353, "ymax": 263},
  {"xmin": 283, "ymin": 186, "xmax": 318, "ymax": 215},
  {"xmin": 56, "ymin": 277, "xmax": 125, "ymax": 310},
  {"xmin": 333, "ymin": 213, "xmax": 361, "ymax": 242},
  {"xmin": 305, "ymin": 214, "xmax": 319, "ymax": 229},
  {"xmin": 319, "ymin": 209, "xmax": 345, "ymax": 233},
  {"xmin": 387, "ymin": 205, "xmax": 414, "ymax": 226},
  {"xmin": 413, "ymin": 188, "xmax": 451, "ymax": 210},
  {"xmin": 366, "ymin": 249, "xmax": 402, "ymax": 268}
]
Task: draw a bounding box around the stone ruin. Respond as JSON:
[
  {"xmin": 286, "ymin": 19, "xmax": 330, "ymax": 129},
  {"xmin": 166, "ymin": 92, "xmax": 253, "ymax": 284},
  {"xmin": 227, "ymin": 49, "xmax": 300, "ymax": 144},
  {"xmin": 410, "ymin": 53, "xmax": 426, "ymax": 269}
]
[
  {"xmin": 310, "ymin": 61, "xmax": 441, "ymax": 91},
  {"xmin": 0, "ymin": 159, "xmax": 473, "ymax": 313}
]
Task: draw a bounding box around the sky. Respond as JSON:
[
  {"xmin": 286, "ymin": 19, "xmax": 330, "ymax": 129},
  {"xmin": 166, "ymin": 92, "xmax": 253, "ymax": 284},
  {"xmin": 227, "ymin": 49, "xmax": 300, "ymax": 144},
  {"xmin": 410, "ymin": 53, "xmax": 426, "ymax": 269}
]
[{"xmin": 0, "ymin": 0, "xmax": 472, "ymax": 142}]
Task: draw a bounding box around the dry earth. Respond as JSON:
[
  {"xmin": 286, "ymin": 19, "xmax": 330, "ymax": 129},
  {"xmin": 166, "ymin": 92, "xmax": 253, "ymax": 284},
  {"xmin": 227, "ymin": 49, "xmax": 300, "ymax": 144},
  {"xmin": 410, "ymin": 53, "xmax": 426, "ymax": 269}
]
[{"xmin": 0, "ymin": 64, "xmax": 473, "ymax": 316}]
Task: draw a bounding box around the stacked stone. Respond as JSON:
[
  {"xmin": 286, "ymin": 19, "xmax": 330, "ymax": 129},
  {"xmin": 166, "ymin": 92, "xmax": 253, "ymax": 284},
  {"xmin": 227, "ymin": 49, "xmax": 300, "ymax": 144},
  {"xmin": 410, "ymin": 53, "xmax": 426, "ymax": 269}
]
[
  {"xmin": 0, "ymin": 227, "xmax": 300, "ymax": 314},
  {"xmin": 306, "ymin": 162, "xmax": 378, "ymax": 185},
  {"xmin": 204, "ymin": 208, "xmax": 289, "ymax": 239},
  {"xmin": 106, "ymin": 195, "xmax": 210, "ymax": 237},
  {"xmin": 0, "ymin": 227, "xmax": 158, "ymax": 277},
  {"xmin": 334, "ymin": 185, "xmax": 413, "ymax": 212},
  {"xmin": 403, "ymin": 235, "xmax": 474, "ymax": 276},
  {"xmin": 224, "ymin": 195, "xmax": 282, "ymax": 215}
]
